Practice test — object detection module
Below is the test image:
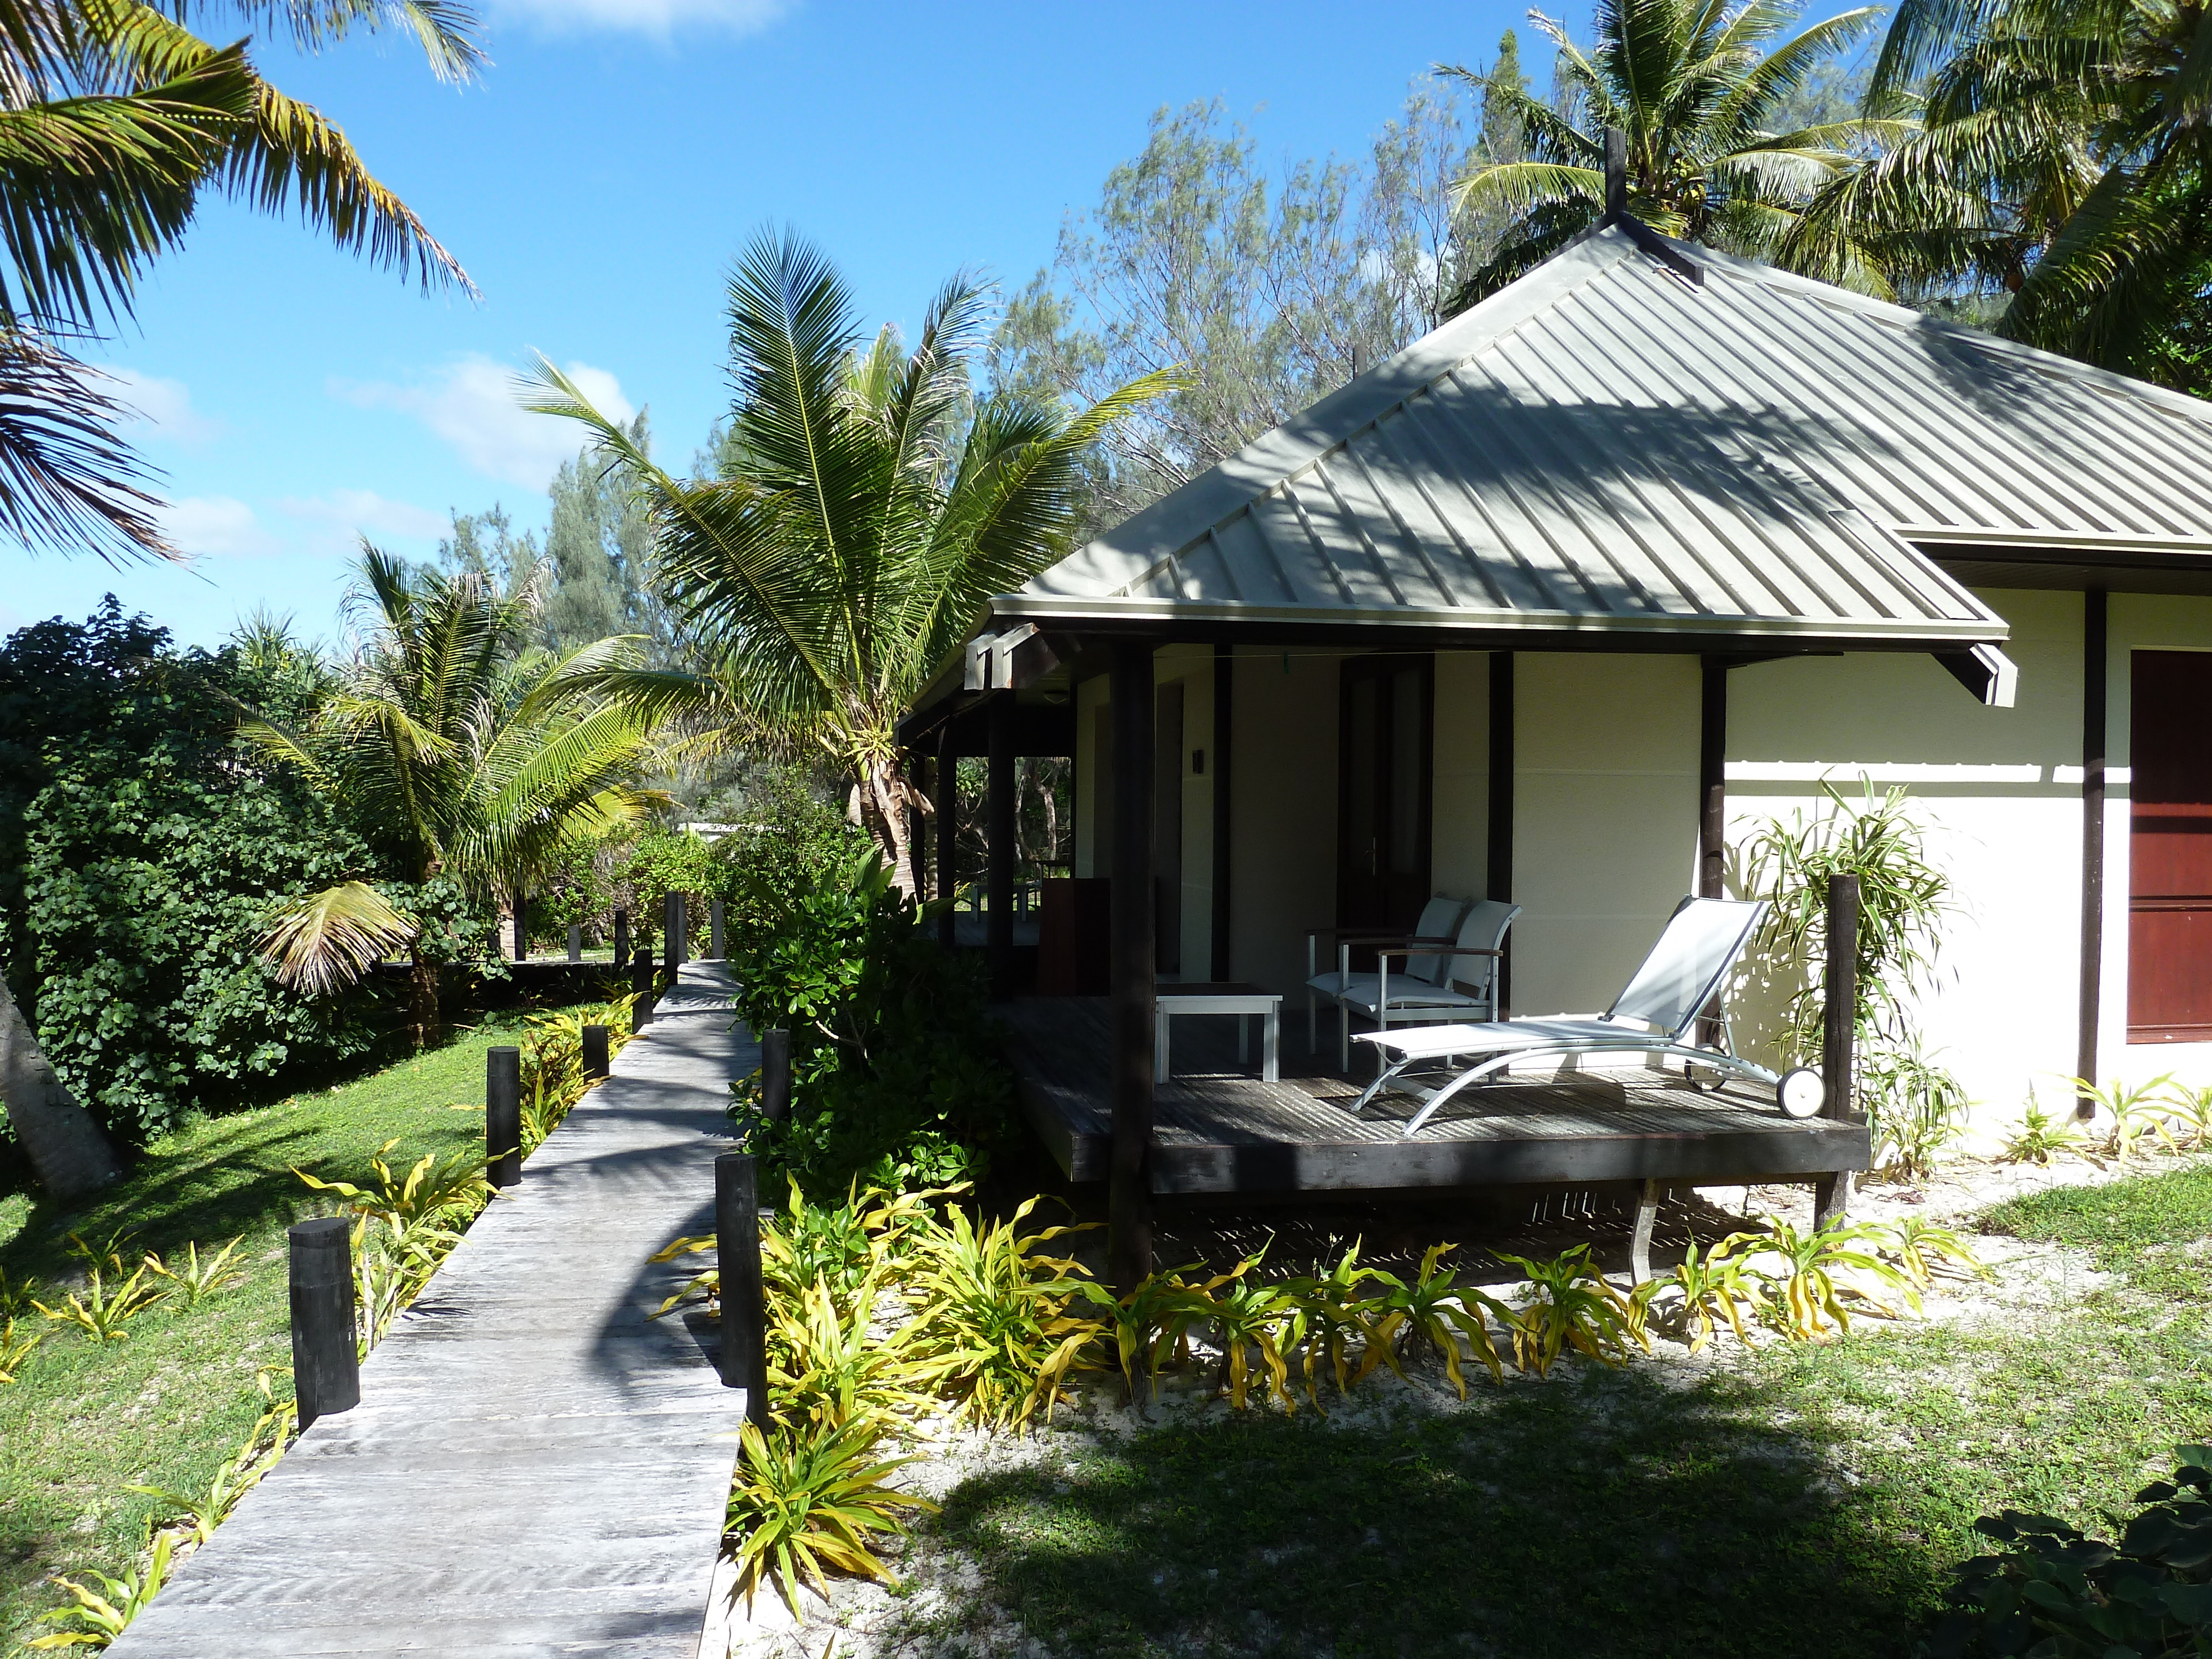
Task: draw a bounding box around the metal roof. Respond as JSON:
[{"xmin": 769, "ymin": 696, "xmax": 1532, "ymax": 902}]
[{"xmin": 990, "ymin": 225, "xmax": 2212, "ymax": 650}]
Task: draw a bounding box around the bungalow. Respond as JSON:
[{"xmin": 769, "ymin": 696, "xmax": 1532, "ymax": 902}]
[{"xmin": 901, "ymin": 204, "xmax": 2212, "ymax": 1285}]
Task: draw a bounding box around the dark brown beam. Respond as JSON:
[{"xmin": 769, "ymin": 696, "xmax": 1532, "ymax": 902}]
[
  {"xmin": 934, "ymin": 719, "xmax": 956, "ymax": 951},
  {"xmin": 2078, "ymin": 589, "xmax": 2107, "ymax": 1115},
  {"xmin": 1108, "ymin": 641, "xmax": 1157, "ymax": 1293},
  {"xmin": 1211, "ymin": 643, "xmax": 1233, "ymax": 982},
  {"xmin": 1699, "ymin": 657, "xmax": 1728, "ymax": 900},
  {"xmin": 987, "ymin": 693, "xmax": 1016, "ymax": 997},
  {"xmin": 1487, "ymin": 650, "xmax": 1515, "ymax": 1015}
]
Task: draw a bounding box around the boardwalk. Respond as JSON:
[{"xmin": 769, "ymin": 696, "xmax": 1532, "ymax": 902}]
[{"xmin": 111, "ymin": 963, "xmax": 753, "ymax": 1659}]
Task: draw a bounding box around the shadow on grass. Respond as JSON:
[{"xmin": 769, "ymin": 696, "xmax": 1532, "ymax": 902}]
[{"xmin": 901, "ymin": 1364, "xmax": 1937, "ymax": 1659}]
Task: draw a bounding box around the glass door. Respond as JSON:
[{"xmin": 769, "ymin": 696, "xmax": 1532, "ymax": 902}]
[{"xmin": 1335, "ymin": 654, "xmax": 1434, "ymax": 966}]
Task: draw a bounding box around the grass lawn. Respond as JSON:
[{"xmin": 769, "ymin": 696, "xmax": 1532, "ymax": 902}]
[
  {"xmin": 0, "ymin": 1014, "xmax": 541, "ymax": 1654},
  {"xmin": 885, "ymin": 1166, "xmax": 2212, "ymax": 1659}
]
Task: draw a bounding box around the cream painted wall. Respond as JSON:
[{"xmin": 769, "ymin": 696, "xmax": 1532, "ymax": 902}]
[
  {"xmin": 1431, "ymin": 651, "xmax": 1490, "ymax": 906},
  {"xmin": 1509, "ymin": 654, "xmax": 1703, "ymax": 1015},
  {"xmin": 1723, "ymin": 589, "xmax": 2086, "ymax": 1136},
  {"xmin": 1228, "ymin": 645, "xmax": 1340, "ymax": 995}
]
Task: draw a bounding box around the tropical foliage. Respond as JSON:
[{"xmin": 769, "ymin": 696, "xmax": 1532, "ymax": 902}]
[{"xmin": 526, "ymin": 227, "xmax": 1166, "ymax": 895}]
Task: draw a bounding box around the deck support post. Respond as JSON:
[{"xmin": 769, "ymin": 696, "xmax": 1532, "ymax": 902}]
[
  {"xmin": 988, "ymin": 692, "xmax": 1016, "ymax": 998},
  {"xmin": 1813, "ymin": 1171, "xmax": 1851, "ymax": 1232},
  {"xmin": 487, "ymin": 1045, "xmax": 521, "ymax": 1188},
  {"xmin": 1629, "ymin": 1178, "xmax": 1662, "ymax": 1284},
  {"xmin": 935, "ymin": 721, "xmax": 957, "ymax": 948},
  {"xmin": 1818, "ymin": 872, "xmax": 1860, "ymax": 1229},
  {"xmin": 714, "ymin": 1152, "xmax": 771, "ymax": 1432},
  {"xmin": 1211, "ymin": 643, "xmax": 1233, "ymax": 981},
  {"xmin": 1109, "ymin": 641, "xmax": 1157, "ymax": 1295},
  {"xmin": 2078, "ymin": 589, "xmax": 2107, "ymax": 1117}
]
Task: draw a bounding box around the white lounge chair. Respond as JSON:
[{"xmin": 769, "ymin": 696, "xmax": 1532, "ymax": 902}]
[
  {"xmin": 1306, "ymin": 898, "xmax": 1522, "ymax": 1073},
  {"xmin": 1307, "ymin": 895, "xmax": 1466, "ymax": 1072},
  {"xmin": 1349, "ymin": 896, "xmax": 1783, "ymax": 1136}
]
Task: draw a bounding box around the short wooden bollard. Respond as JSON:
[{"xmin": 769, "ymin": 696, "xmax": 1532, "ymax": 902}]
[
  {"xmin": 289, "ymin": 1218, "xmax": 359, "ymax": 1429},
  {"xmin": 709, "ymin": 898, "xmax": 726, "ymax": 961},
  {"xmin": 665, "ymin": 893, "xmax": 686, "ymax": 975},
  {"xmin": 612, "ymin": 906, "xmax": 630, "ymax": 966},
  {"xmin": 631, "ymin": 947, "xmax": 655, "ymax": 1030},
  {"xmin": 487, "ymin": 1046, "xmax": 522, "ymax": 1188},
  {"xmin": 715, "ymin": 1152, "xmax": 770, "ymax": 1430},
  {"xmin": 582, "ymin": 1023, "xmax": 609, "ymax": 1080},
  {"xmin": 513, "ymin": 891, "xmax": 529, "ymax": 963},
  {"xmin": 760, "ymin": 1029, "xmax": 791, "ymax": 1123},
  {"xmin": 567, "ymin": 924, "xmax": 583, "ymax": 964}
]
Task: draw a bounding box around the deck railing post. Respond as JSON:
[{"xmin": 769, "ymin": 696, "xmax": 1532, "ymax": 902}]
[
  {"xmin": 288, "ymin": 1217, "xmax": 359, "ymax": 1429},
  {"xmin": 582, "ymin": 1023, "xmax": 609, "ymax": 1080},
  {"xmin": 487, "ymin": 1046, "xmax": 522, "ymax": 1188},
  {"xmin": 760, "ymin": 1029, "xmax": 791, "ymax": 1123},
  {"xmin": 714, "ymin": 1152, "xmax": 770, "ymax": 1431},
  {"xmin": 631, "ymin": 947, "xmax": 655, "ymax": 1030}
]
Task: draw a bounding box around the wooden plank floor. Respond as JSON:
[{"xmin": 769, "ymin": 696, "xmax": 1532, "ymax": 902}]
[
  {"xmin": 1004, "ymin": 997, "xmax": 1869, "ymax": 1194},
  {"xmin": 109, "ymin": 964, "xmax": 752, "ymax": 1659}
]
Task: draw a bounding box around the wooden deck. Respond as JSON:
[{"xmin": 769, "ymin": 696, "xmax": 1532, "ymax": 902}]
[{"xmin": 1004, "ymin": 997, "xmax": 1870, "ymax": 1196}]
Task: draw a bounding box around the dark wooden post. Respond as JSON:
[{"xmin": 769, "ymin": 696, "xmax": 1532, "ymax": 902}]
[
  {"xmin": 512, "ymin": 890, "xmax": 529, "ymax": 963},
  {"xmin": 487, "ymin": 1046, "xmax": 522, "ymax": 1188},
  {"xmin": 1604, "ymin": 127, "xmax": 1627, "ymax": 217},
  {"xmin": 665, "ymin": 893, "xmax": 686, "ymax": 976},
  {"xmin": 2078, "ymin": 589, "xmax": 2107, "ymax": 1117},
  {"xmin": 1109, "ymin": 641, "xmax": 1157, "ymax": 1295},
  {"xmin": 612, "ymin": 907, "xmax": 630, "ymax": 967},
  {"xmin": 1487, "ymin": 651, "xmax": 1516, "ymax": 1016},
  {"xmin": 714, "ymin": 1152, "xmax": 770, "ymax": 1431},
  {"xmin": 1697, "ymin": 657, "xmax": 1729, "ymax": 1047},
  {"xmin": 567, "ymin": 924, "xmax": 582, "ymax": 964},
  {"xmin": 288, "ymin": 1217, "xmax": 359, "ymax": 1428},
  {"xmin": 759, "ymin": 1029, "xmax": 791, "ymax": 1123},
  {"xmin": 631, "ymin": 947, "xmax": 655, "ymax": 1030},
  {"xmin": 935, "ymin": 720, "xmax": 957, "ymax": 949},
  {"xmin": 582, "ymin": 1023, "xmax": 609, "ymax": 1080},
  {"xmin": 988, "ymin": 693, "xmax": 1016, "ymax": 997},
  {"xmin": 1211, "ymin": 642, "xmax": 1234, "ymax": 982},
  {"xmin": 709, "ymin": 898, "xmax": 726, "ymax": 961},
  {"xmin": 1815, "ymin": 872, "xmax": 1860, "ymax": 1230}
]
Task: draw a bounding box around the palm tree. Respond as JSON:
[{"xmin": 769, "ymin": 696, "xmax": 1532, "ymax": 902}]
[
  {"xmin": 524, "ymin": 228, "xmax": 1167, "ymax": 900},
  {"xmin": 1441, "ymin": 0, "xmax": 1893, "ymax": 309},
  {"xmin": 1783, "ymin": 0, "xmax": 2212, "ymax": 384},
  {"xmin": 252, "ymin": 549, "xmax": 667, "ymax": 1048},
  {"xmin": 0, "ymin": 0, "xmax": 479, "ymax": 564}
]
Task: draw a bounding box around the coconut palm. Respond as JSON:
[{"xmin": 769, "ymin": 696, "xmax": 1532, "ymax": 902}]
[
  {"xmin": 251, "ymin": 548, "xmax": 667, "ymax": 1048},
  {"xmin": 1783, "ymin": 0, "xmax": 2212, "ymax": 384},
  {"xmin": 1441, "ymin": 0, "xmax": 1895, "ymax": 310},
  {"xmin": 524, "ymin": 227, "xmax": 1168, "ymax": 900},
  {"xmin": 0, "ymin": 0, "xmax": 479, "ymax": 564}
]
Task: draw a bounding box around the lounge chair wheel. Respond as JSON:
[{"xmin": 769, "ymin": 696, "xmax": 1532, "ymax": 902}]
[{"xmin": 1776, "ymin": 1066, "xmax": 1825, "ymax": 1119}]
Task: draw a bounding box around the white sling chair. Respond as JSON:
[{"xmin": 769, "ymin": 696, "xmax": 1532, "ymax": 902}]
[
  {"xmin": 1350, "ymin": 896, "xmax": 1776, "ymax": 1137},
  {"xmin": 1306, "ymin": 898, "xmax": 1522, "ymax": 1073}
]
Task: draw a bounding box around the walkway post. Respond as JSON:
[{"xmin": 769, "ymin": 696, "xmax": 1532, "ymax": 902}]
[
  {"xmin": 582, "ymin": 1024, "xmax": 609, "ymax": 1080},
  {"xmin": 513, "ymin": 891, "xmax": 528, "ymax": 963},
  {"xmin": 1815, "ymin": 872, "xmax": 1860, "ymax": 1230},
  {"xmin": 567, "ymin": 925, "xmax": 582, "ymax": 964},
  {"xmin": 709, "ymin": 898, "xmax": 726, "ymax": 961},
  {"xmin": 632, "ymin": 947, "xmax": 655, "ymax": 1030},
  {"xmin": 487, "ymin": 1046, "xmax": 522, "ymax": 1188},
  {"xmin": 759, "ymin": 1029, "xmax": 791, "ymax": 1123},
  {"xmin": 1108, "ymin": 640, "xmax": 1157, "ymax": 1295},
  {"xmin": 714, "ymin": 1153, "xmax": 770, "ymax": 1431},
  {"xmin": 288, "ymin": 1217, "xmax": 359, "ymax": 1429},
  {"xmin": 612, "ymin": 907, "xmax": 630, "ymax": 966},
  {"xmin": 665, "ymin": 893, "xmax": 686, "ymax": 975}
]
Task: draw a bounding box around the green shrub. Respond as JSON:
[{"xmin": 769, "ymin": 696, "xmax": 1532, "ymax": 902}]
[
  {"xmin": 713, "ymin": 764, "xmax": 869, "ymax": 951},
  {"xmin": 731, "ymin": 854, "xmax": 1013, "ymax": 1196}
]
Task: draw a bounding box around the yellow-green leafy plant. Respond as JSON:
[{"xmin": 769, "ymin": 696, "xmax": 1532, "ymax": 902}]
[
  {"xmin": 2065, "ymin": 1073, "xmax": 2178, "ymax": 1164},
  {"xmin": 1359, "ymin": 1244, "xmax": 1513, "ymax": 1395},
  {"xmin": 28, "ymin": 1531, "xmax": 176, "ymax": 1650},
  {"xmin": 1190, "ymin": 1255, "xmax": 1300, "ymax": 1412},
  {"xmin": 143, "ymin": 1237, "xmax": 247, "ymax": 1309},
  {"xmin": 907, "ymin": 1196, "xmax": 1098, "ymax": 1432},
  {"xmin": 33, "ymin": 1238, "xmax": 168, "ymax": 1343},
  {"xmin": 1497, "ymin": 1244, "xmax": 1644, "ymax": 1375},
  {"xmin": 1740, "ymin": 1220, "xmax": 1913, "ymax": 1339},
  {"xmin": 2004, "ymin": 1095, "xmax": 2094, "ymax": 1166},
  {"xmin": 1876, "ymin": 1218, "xmax": 1987, "ymax": 1291},
  {"xmin": 651, "ymin": 1177, "xmax": 946, "ymax": 1323},
  {"xmin": 126, "ymin": 1396, "xmax": 296, "ymax": 1547},
  {"xmin": 1058, "ymin": 1263, "xmax": 1212, "ymax": 1408},
  {"xmin": 726, "ymin": 1417, "xmax": 935, "ymax": 1619},
  {"xmin": 0, "ymin": 1316, "xmax": 41, "ymax": 1383},
  {"xmin": 1279, "ymin": 1239, "xmax": 1379, "ymax": 1408},
  {"xmin": 1642, "ymin": 1235, "xmax": 1764, "ymax": 1354},
  {"xmin": 767, "ymin": 1275, "xmax": 937, "ymax": 1433},
  {"xmin": 518, "ymin": 994, "xmax": 638, "ymax": 1153},
  {"xmin": 2157, "ymin": 1081, "xmax": 2212, "ymax": 1152},
  {"xmin": 296, "ymin": 1141, "xmax": 494, "ymax": 1349},
  {"xmin": 0, "ymin": 1265, "xmax": 41, "ymax": 1321}
]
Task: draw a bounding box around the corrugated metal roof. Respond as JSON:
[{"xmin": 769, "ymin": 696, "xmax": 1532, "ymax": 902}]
[{"xmin": 993, "ymin": 225, "xmax": 2212, "ymax": 648}]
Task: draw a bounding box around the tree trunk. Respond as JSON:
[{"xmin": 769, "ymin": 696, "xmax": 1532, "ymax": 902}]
[
  {"xmin": 0, "ymin": 971, "xmax": 121, "ymax": 1198},
  {"xmin": 409, "ymin": 946, "xmax": 441, "ymax": 1051},
  {"xmin": 857, "ymin": 755, "xmax": 922, "ymax": 901}
]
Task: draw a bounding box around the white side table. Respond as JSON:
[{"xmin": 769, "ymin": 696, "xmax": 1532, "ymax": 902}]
[{"xmin": 1155, "ymin": 983, "xmax": 1282, "ymax": 1083}]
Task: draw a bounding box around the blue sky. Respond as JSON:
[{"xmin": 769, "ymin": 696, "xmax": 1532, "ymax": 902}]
[{"xmin": 12, "ymin": 0, "xmax": 1529, "ymax": 651}]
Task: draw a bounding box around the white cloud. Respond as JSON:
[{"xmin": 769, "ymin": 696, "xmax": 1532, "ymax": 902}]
[
  {"xmin": 331, "ymin": 354, "xmax": 632, "ymax": 491},
  {"xmin": 491, "ymin": 0, "xmax": 789, "ymax": 36},
  {"xmin": 276, "ymin": 489, "xmax": 451, "ymax": 556},
  {"xmin": 162, "ymin": 496, "xmax": 279, "ymax": 558},
  {"xmin": 108, "ymin": 368, "xmax": 223, "ymax": 446}
]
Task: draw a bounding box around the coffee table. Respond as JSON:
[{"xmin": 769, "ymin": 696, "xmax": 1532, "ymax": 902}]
[{"xmin": 1155, "ymin": 982, "xmax": 1282, "ymax": 1083}]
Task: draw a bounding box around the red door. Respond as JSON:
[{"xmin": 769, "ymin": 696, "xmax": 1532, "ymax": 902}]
[{"xmin": 2129, "ymin": 651, "xmax": 2212, "ymax": 1041}]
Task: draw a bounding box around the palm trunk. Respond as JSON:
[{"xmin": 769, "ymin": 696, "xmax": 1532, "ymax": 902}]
[
  {"xmin": 857, "ymin": 755, "xmax": 921, "ymax": 901},
  {"xmin": 0, "ymin": 970, "xmax": 121, "ymax": 1198},
  {"xmin": 408, "ymin": 945, "xmax": 441, "ymax": 1051}
]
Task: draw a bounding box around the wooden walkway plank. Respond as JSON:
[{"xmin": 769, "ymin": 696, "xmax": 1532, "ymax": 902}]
[{"xmin": 107, "ymin": 963, "xmax": 752, "ymax": 1659}]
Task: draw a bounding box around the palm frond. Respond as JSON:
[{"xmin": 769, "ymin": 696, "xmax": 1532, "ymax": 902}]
[{"xmin": 258, "ymin": 879, "xmax": 416, "ymax": 993}]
